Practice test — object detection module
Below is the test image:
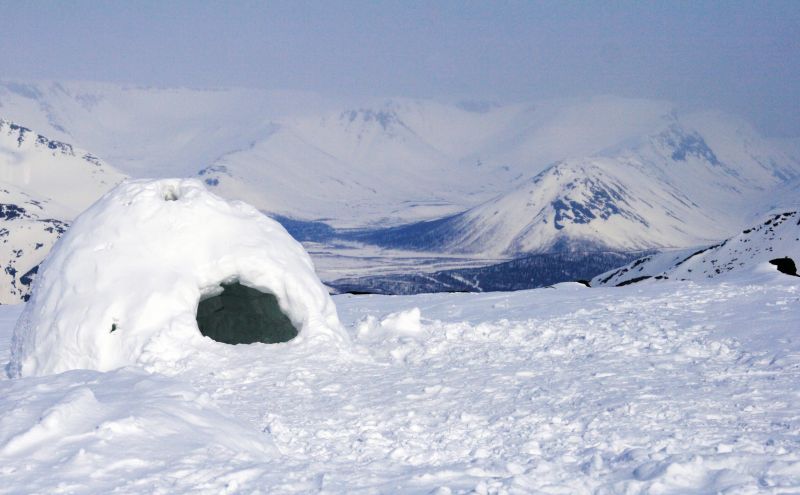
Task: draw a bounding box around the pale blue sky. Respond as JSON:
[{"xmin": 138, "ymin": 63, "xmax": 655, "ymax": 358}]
[{"xmin": 1, "ymin": 1, "xmax": 798, "ymax": 135}]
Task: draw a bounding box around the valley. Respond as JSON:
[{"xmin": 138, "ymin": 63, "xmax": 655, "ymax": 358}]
[{"xmin": 0, "ymin": 80, "xmax": 798, "ymax": 301}]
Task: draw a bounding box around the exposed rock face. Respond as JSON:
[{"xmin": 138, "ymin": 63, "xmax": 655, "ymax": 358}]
[{"xmin": 769, "ymin": 257, "xmax": 799, "ymax": 277}]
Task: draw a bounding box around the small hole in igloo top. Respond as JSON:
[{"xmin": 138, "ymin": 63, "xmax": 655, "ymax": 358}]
[
  {"xmin": 196, "ymin": 281, "xmax": 299, "ymax": 344},
  {"xmin": 163, "ymin": 186, "xmax": 178, "ymax": 201}
]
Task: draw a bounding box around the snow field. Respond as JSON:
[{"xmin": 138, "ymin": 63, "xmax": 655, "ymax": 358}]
[
  {"xmin": 1, "ymin": 277, "xmax": 799, "ymax": 493},
  {"xmin": 0, "ymin": 369, "xmax": 278, "ymax": 493}
]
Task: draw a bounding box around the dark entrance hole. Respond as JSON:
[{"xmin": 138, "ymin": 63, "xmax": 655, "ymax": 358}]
[{"xmin": 196, "ymin": 281, "xmax": 299, "ymax": 344}]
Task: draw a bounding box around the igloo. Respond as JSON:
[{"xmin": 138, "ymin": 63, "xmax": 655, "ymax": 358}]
[{"xmin": 8, "ymin": 179, "xmax": 348, "ymax": 377}]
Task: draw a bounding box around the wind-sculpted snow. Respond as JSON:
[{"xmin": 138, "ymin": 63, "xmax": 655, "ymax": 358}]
[
  {"xmin": 10, "ymin": 179, "xmax": 347, "ymax": 377},
  {"xmin": 1, "ymin": 276, "xmax": 799, "ymax": 492},
  {"xmin": 0, "ymin": 368, "xmax": 279, "ymax": 493}
]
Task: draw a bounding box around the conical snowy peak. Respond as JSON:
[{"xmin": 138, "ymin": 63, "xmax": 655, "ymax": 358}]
[
  {"xmin": 529, "ymin": 161, "xmax": 646, "ymax": 231},
  {"xmin": 449, "ymin": 156, "xmax": 732, "ymax": 255}
]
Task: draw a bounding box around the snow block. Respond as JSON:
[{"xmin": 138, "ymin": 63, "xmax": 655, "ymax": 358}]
[{"xmin": 8, "ymin": 179, "xmax": 348, "ymax": 377}]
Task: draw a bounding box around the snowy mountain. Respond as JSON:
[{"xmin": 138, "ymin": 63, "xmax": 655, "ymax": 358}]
[
  {"xmin": 0, "ymin": 82, "xmax": 725, "ymax": 224},
  {"xmin": 353, "ymin": 115, "xmax": 800, "ymax": 256},
  {"xmin": 0, "ymin": 119, "xmax": 124, "ymax": 218},
  {"xmin": 188, "ymin": 97, "xmax": 691, "ymax": 225},
  {"xmin": 1, "ymin": 80, "xmax": 798, "ymax": 257},
  {"xmin": 0, "ymin": 118, "xmax": 125, "ymax": 302},
  {"xmin": 0, "ymin": 81, "xmax": 320, "ymax": 179},
  {"xmin": 591, "ymin": 209, "xmax": 800, "ymax": 286},
  {"xmin": 0, "ymin": 186, "xmax": 68, "ymax": 303}
]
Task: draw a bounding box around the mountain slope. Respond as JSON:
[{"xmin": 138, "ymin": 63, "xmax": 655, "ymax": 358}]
[
  {"xmin": 0, "ymin": 82, "xmax": 701, "ymax": 226},
  {"xmin": 352, "ymin": 115, "xmax": 799, "ymax": 256},
  {"xmin": 0, "ymin": 81, "xmax": 319, "ymax": 178},
  {"xmin": 198, "ymin": 97, "xmax": 681, "ymax": 225},
  {"xmin": 591, "ymin": 209, "xmax": 800, "ymax": 286},
  {"xmin": 2, "ymin": 80, "xmax": 798, "ymax": 256},
  {"xmin": 0, "ymin": 119, "xmax": 124, "ymax": 217},
  {"xmin": 0, "ymin": 118, "xmax": 126, "ymax": 302}
]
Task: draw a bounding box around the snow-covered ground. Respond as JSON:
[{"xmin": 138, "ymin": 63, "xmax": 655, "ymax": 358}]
[{"xmin": 2, "ymin": 273, "xmax": 799, "ymax": 493}]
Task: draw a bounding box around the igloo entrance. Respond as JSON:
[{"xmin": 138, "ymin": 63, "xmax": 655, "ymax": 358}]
[{"xmin": 196, "ymin": 282, "xmax": 299, "ymax": 344}]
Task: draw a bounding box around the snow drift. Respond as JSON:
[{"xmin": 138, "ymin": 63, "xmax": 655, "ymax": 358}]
[{"xmin": 8, "ymin": 179, "xmax": 347, "ymax": 377}]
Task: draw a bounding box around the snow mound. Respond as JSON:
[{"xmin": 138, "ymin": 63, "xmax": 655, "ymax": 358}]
[
  {"xmin": 8, "ymin": 179, "xmax": 348, "ymax": 377},
  {"xmin": 356, "ymin": 307, "xmax": 425, "ymax": 340},
  {"xmin": 0, "ymin": 368, "xmax": 279, "ymax": 491}
]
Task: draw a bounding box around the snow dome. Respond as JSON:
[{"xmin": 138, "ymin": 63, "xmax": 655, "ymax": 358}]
[{"xmin": 8, "ymin": 179, "xmax": 348, "ymax": 377}]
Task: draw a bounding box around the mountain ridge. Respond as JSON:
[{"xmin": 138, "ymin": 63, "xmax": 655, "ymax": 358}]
[
  {"xmin": 1, "ymin": 79, "xmax": 798, "ymax": 266},
  {"xmin": 591, "ymin": 209, "xmax": 800, "ymax": 286},
  {"xmin": 340, "ymin": 112, "xmax": 799, "ymax": 256},
  {"xmin": 0, "ymin": 117, "xmax": 126, "ymax": 302}
]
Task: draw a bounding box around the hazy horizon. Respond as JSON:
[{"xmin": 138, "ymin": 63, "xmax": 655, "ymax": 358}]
[{"xmin": 1, "ymin": 1, "xmax": 798, "ymax": 136}]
